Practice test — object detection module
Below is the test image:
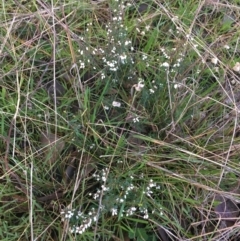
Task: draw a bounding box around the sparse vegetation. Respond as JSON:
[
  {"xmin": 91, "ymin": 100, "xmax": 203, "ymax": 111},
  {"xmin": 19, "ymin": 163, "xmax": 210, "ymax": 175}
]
[{"xmin": 1, "ymin": 0, "xmax": 240, "ymax": 240}]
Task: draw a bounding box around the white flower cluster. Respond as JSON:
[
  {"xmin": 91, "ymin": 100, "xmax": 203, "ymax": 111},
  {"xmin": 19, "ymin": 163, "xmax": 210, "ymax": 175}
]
[
  {"xmin": 76, "ymin": 0, "xmax": 134, "ymax": 76},
  {"xmin": 160, "ymin": 47, "xmax": 170, "ymax": 60},
  {"xmin": 60, "ymin": 209, "xmax": 75, "ymax": 219},
  {"xmin": 160, "ymin": 46, "xmax": 185, "ymax": 70},
  {"xmin": 133, "ymin": 117, "xmax": 139, "ymax": 123},
  {"xmin": 98, "ymin": 1, "xmax": 134, "ymax": 79},
  {"xmin": 103, "ymin": 57, "xmax": 118, "ymax": 72},
  {"xmin": 140, "ymin": 207, "xmax": 149, "ymax": 219},
  {"xmin": 112, "ymin": 205, "xmax": 150, "ymax": 220},
  {"xmin": 126, "ymin": 206, "xmax": 137, "ymax": 216},
  {"xmin": 62, "ymin": 171, "xmax": 162, "ymax": 235},
  {"xmin": 64, "ymin": 208, "xmax": 98, "ymax": 235},
  {"xmin": 61, "ymin": 208, "xmax": 97, "ymax": 234},
  {"xmin": 92, "ymin": 167, "xmax": 108, "ymax": 182},
  {"xmin": 143, "ymin": 179, "xmax": 160, "ymax": 197}
]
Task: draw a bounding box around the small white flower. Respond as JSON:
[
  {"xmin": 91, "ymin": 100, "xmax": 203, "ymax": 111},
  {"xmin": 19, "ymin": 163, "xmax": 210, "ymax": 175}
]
[
  {"xmin": 164, "ymin": 54, "xmax": 170, "ymax": 59},
  {"xmin": 65, "ymin": 210, "xmax": 74, "ymax": 219},
  {"xmin": 93, "ymin": 193, "xmax": 100, "ymax": 200},
  {"xmin": 133, "ymin": 117, "xmax": 139, "ymax": 123},
  {"xmin": 103, "ymin": 106, "xmax": 109, "ymax": 110},
  {"xmin": 111, "ymin": 208, "xmax": 118, "ymax": 216},
  {"xmin": 111, "ymin": 46, "xmax": 116, "ymax": 53},
  {"xmin": 131, "ymin": 207, "xmax": 137, "ymax": 211},
  {"xmin": 112, "ymin": 101, "xmax": 121, "ymax": 107},
  {"xmin": 224, "ymin": 44, "xmax": 230, "ymax": 49},
  {"xmin": 172, "ymin": 15, "xmax": 179, "ymax": 21},
  {"xmin": 174, "ymin": 83, "xmax": 181, "ymax": 89},
  {"xmin": 177, "ymin": 57, "xmax": 183, "ymax": 62},
  {"xmin": 127, "ymin": 183, "xmax": 135, "ymax": 191},
  {"xmin": 211, "ymin": 57, "xmax": 218, "ymax": 65},
  {"xmin": 101, "ymin": 185, "xmax": 109, "ymax": 191},
  {"xmin": 145, "ymin": 25, "xmax": 151, "ymax": 31},
  {"xmin": 102, "ymin": 176, "xmax": 106, "ymax": 182},
  {"xmin": 142, "ymin": 54, "xmax": 147, "ymax": 60},
  {"xmin": 79, "ymin": 61, "xmax": 85, "ymax": 69},
  {"xmin": 149, "ymin": 179, "xmax": 156, "ymax": 187},
  {"xmin": 161, "ymin": 62, "xmax": 169, "ymax": 67},
  {"xmin": 107, "ymin": 61, "xmax": 115, "ymax": 68},
  {"xmin": 101, "ymin": 72, "xmax": 106, "ymax": 79},
  {"xmin": 120, "ymin": 53, "xmax": 127, "ymax": 64},
  {"xmin": 143, "ymin": 214, "xmax": 149, "ymax": 219},
  {"xmin": 149, "ymin": 89, "xmax": 155, "ymax": 94},
  {"xmin": 125, "ymin": 40, "xmax": 131, "ymax": 46},
  {"xmin": 173, "ymin": 63, "xmax": 180, "ymax": 68},
  {"xmin": 110, "ymin": 67, "xmax": 118, "ymax": 71},
  {"xmin": 90, "ymin": 144, "xmax": 95, "ymax": 149}
]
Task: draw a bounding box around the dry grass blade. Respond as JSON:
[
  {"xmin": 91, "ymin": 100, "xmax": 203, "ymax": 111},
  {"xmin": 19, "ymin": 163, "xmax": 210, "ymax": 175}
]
[{"xmin": 40, "ymin": 131, "xmax": 65, "ymax": 164}]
